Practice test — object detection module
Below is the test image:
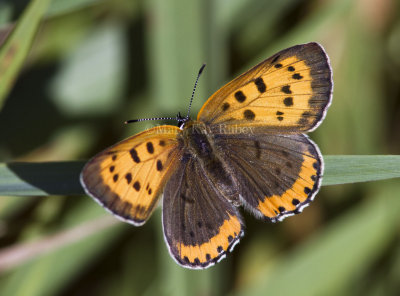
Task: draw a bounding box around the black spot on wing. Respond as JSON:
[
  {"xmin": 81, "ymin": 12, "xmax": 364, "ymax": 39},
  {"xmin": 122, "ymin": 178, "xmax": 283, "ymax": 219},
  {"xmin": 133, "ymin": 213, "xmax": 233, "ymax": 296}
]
[
  {"xmin": 146, "ymin": 142, "xmax": 154, "ymax": 154},
  {"xmin": 156, "ymin": 160, "xmax": 163, "ymax": 171},
  {"xmin": 113, "ymin": 174, "xmax": 119, "ymax": 182},
  {"xmin": 129, "ymin": 148, "xmax": 141, "ymax": 163},
  {"xmin": 281, "ymin": 85, "xmax": 292, "ymax": 94},
  {"xmin": 292, "ymin": 73, "xmax": 303, "ymax": 80},
  {"xmin": 276, "ymin": 111, "xmax": 284, "ymax": 121},
  {"xmin": 234, "ymin": 91, "xmax": 246, "ymax": 103},
  {"xmin": 283, "ymin": 97, "xmax": 293, "ymax": 106},
  {"xmin": 222, "ymin": 102, "xmax": 230, "ymax": 111},
  {"xmin": 243, "ymin": 109, "xmax": 255, "ymax": 120},
  {"xmin": 133, "ymin": 181, "xmax": 141, "ymax": 191},
  {"xmin": 125, "ymin": 173, "xmax": 132, "ymax": 184},
  {"xmin": 254, "ymin": 77, "xmax": 266, "ymax": 93}
]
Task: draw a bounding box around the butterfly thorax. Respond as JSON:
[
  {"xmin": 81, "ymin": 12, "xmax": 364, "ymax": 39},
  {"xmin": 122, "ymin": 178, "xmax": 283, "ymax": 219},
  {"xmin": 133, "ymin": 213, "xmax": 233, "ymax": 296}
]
[
  {"xmin": 180, "ymin": 120, "xmax": 239, "ymax": 205},
  {"xmin": 181, "ymin": 121, "xmax": 213, "ymax": 158}
]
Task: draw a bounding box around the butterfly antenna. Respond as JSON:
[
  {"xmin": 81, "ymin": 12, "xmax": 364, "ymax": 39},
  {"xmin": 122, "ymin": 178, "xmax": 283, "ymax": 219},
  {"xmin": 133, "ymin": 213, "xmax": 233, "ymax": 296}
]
[
  {"xmin": 186, "ymin": 63, "xmax": 206, "ymax": 119},
  {"xmin": 126, "ymin": 64, "xmax": 205, "ymax": 126},
  {"xmin": 125, "ymin": 116, "xmax": 176, "ymax": 124}
]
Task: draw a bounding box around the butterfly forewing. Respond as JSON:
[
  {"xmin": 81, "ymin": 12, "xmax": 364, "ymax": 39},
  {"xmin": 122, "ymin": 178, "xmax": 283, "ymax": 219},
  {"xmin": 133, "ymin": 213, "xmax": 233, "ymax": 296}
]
[
  {"xmin": 215, "ymin": 133, "xmax": 322, "ymax": 222},
  {"xmin": 81, "ymin": 126, "xmax": 182, "ymax": 225},
  {"xmin": 162, "ymin": 156, "xmax": 244, "ymax": 269},
  {"xmin": 198, "ymin": 42, "xmax": 332, "ymax": 133}
]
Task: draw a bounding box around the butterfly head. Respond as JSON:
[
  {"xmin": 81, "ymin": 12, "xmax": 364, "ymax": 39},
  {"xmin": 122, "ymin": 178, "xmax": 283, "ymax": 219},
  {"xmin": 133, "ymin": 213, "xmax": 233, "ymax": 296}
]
[{"xmin": 176, "ymin": 112, "xmax": 190, "ymax": 129}]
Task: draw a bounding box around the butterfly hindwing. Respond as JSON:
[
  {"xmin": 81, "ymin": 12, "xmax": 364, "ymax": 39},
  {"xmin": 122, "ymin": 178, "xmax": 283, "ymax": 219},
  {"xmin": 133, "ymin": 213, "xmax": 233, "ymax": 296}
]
[
  {"xmin": 162, "ymin": 156, "xmax": 244, "ymax": 269},
  {"xmin": 198, "ymin": 42, "xmax": 332, "ymax": 133},
  {"xmin": 215, "ymin": 133, "xmax": 322, "ymax": 222},
  {"xmin": 80, "ymin": 126, "xmax": 182, "ymax": 225}
]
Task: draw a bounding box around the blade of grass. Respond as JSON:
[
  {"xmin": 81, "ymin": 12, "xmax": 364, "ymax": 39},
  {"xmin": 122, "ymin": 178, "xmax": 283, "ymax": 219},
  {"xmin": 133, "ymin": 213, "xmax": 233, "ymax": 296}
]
[
  {"xmin": 322, "ymin": 155, "xmax": 400, "ymax": 186},
  {"xmin": 0, "ymin": 155, "xmax": 399, "ymax": 196},
  {"xmin": 0, "ymin": 0, "xmax": 51, "ymax": 109},
  {"xmin": 0, "ymin": 161, "xmax": 84, "ymax": 196}
]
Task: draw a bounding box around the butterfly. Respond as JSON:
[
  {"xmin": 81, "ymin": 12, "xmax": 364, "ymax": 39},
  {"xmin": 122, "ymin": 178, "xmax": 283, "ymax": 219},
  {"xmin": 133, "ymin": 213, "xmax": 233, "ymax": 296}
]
[{"xmin": 80, "ymin": 42, "xmax": 332, "ymax": 269}]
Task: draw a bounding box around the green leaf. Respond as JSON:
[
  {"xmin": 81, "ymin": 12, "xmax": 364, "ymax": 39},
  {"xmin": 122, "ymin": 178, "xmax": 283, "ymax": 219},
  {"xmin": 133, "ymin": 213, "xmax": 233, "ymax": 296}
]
[
  {"xmin": 0, "ymin": 155, "xmax": 399, "ymax": 196},
  {"xmin": 0, "ymin": 0, "xmax": 51, "ymax": 109}
]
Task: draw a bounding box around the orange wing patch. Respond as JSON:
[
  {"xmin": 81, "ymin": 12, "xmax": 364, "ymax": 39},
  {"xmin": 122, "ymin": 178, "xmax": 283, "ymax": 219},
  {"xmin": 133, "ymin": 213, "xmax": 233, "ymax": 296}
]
[
  {"xmin": 198, "ymin": 43, "xmax": 332, "ymax": 133},
  {"xmin": 257, "ymin": 148, "xmax": 321, "ymax": 221},
  {"xmin": 81, "ymin": 125, "xmax": 182, "ymax": 225},
  {"xmin": 175, "ymin": 214, "xmax": 243, "ymax": 268}
]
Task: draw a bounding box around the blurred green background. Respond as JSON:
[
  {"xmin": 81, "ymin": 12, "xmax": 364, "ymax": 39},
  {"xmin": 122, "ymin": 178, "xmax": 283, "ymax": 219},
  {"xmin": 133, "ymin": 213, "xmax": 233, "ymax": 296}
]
[{"xmin": 0, "ymin": 0, "xmax": 400, "ymax": 295}]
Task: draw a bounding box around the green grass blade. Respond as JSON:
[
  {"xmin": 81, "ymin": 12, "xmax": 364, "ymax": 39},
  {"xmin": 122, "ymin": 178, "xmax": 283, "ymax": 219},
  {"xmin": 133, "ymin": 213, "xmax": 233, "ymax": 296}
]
[
  {"xmin": 0, "ymin": 155, "xmax": 399, "ymax": 196},
  {"xmin": 0, "ymin": 0, "xmax": 51, "ymax": 109},
  {"xmin": 0, "ymin": 162, "xmax": 84, "ymax": 196},
  {"xmin": 323, "ymin": 155, "xmax": 400, "ymax": 186}
]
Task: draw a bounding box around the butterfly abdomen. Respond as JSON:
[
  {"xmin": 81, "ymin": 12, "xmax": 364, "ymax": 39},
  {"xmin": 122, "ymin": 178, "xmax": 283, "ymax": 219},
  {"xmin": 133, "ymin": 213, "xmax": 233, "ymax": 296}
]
[{"xmin": 181, "ymin": 121, "xmax": 238, "ymax": 203}]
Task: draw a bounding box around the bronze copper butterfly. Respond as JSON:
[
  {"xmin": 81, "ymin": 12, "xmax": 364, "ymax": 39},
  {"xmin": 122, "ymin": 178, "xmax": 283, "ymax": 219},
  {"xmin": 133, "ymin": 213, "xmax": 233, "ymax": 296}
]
[{"xmin": 80, "ymin": 42, "xmax": 333, "ymax": 269}]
